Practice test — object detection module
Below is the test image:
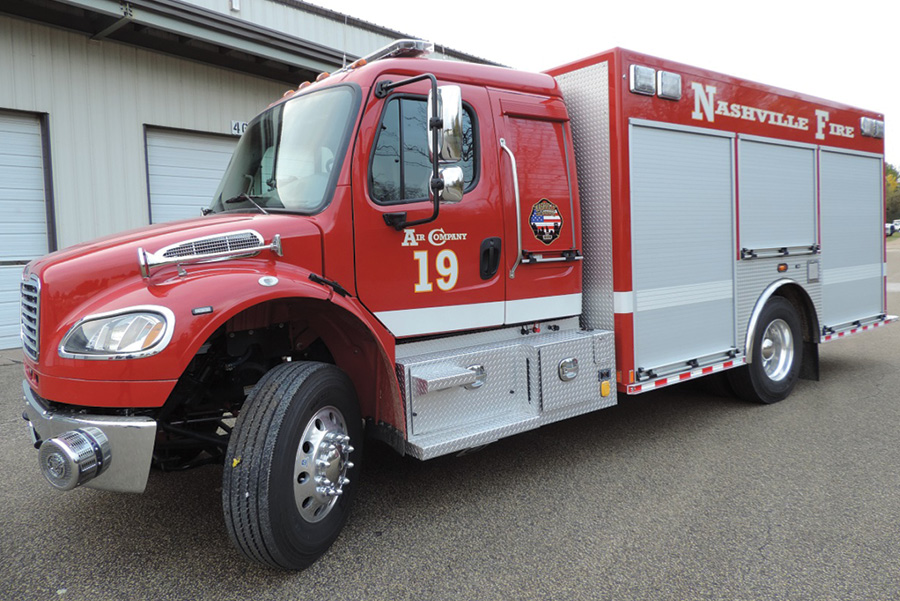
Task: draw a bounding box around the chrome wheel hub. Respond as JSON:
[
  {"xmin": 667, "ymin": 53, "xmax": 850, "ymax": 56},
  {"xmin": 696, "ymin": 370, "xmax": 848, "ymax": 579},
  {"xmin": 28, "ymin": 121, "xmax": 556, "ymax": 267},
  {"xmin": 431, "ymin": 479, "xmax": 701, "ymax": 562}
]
[
  {"xmin": 293, "ymin": 406, "xmax": 354, "ymax": 523},
  {"xmin": 760, "ymin": 318, "xmax": 794, "ymax": 382}
]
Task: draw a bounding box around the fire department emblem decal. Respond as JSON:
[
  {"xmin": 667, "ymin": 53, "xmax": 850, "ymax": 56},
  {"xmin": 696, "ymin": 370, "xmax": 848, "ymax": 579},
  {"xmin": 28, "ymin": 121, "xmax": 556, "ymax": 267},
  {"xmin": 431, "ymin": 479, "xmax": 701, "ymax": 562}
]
[{"xmin": 529, "ymin": 199, "xmax": 562, "ymax": 245}]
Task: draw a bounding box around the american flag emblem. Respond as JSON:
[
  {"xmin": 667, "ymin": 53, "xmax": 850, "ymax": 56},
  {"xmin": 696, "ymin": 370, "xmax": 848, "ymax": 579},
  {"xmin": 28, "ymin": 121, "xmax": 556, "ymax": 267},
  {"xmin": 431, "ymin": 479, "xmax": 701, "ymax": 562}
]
[{"xmin": 529, "ymin": 199, "xmax": 562, "ymax": 245}]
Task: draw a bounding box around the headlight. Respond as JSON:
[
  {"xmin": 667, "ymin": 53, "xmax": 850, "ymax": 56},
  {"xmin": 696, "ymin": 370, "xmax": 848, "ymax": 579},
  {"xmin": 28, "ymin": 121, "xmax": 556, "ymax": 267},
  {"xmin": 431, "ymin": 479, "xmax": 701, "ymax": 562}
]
[{"xmin": 59, "ymin": 306, "xmax": 175, "ymax": 359}]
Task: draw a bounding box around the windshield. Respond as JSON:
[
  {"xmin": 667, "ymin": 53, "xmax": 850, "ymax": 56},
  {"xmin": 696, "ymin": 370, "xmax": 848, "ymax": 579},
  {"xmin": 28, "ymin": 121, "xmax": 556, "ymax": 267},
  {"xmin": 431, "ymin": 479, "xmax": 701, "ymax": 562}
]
[{"xmin": 210, "ymin": 85, "xmax": 358, "ymax": 214}]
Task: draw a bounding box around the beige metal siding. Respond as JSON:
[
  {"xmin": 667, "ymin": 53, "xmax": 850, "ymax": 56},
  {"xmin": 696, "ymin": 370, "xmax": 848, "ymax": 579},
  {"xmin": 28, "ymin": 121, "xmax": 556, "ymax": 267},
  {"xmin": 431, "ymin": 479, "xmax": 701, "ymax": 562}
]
[
  {"xmin": 0, "ymin": 14, "xmax": 286, "ymax": 248},
  {"xmin": 182, "ymin": 0, "xmax": 399, "ymax": 62}
]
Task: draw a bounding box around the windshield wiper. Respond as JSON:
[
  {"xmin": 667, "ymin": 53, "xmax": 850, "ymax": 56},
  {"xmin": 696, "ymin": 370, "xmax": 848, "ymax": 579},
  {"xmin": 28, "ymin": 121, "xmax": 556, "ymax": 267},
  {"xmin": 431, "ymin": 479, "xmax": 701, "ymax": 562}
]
[{"xmin": 224, "ymin": 193, "xmax": 269, "ymax": 215}]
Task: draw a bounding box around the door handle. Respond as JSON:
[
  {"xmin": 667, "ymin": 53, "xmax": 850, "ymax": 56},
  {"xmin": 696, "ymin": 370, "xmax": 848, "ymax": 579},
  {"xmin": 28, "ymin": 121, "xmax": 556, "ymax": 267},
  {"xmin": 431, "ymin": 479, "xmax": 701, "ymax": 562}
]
[
  {"xmin": 499, "ymin": 138, "xmax": 523, "ymax": 279},
  {"xmin": 480, "ymin": 237, "xmax": 502, "ymax": 280}
]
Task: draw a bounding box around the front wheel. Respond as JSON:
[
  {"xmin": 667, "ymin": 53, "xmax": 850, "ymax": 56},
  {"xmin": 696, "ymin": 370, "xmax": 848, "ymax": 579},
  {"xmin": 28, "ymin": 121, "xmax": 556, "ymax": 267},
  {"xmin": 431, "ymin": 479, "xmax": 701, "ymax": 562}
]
[
  {"xmin": 728, "ymin": 296, "xmax": 803, "ymax": 404},
  {"xmin": 223, "ymin": 362, "xmax": 362, "ymax": 570}
]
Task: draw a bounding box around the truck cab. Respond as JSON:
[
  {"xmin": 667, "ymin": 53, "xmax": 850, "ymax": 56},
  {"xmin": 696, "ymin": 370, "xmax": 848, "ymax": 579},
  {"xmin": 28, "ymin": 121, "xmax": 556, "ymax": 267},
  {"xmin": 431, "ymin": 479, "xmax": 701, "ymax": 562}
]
[{"xmin": 22, "ymin": 40, "xmax": 611, "ymax": 570}]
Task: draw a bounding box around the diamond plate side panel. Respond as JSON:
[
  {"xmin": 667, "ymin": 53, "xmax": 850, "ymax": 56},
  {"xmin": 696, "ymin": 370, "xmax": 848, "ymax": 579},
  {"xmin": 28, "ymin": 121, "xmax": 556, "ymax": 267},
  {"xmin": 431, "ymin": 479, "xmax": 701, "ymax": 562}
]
[
  {"xmin": 407, "ymin": 344, "xmax": 534, "ymax": 438},
  {"xmin": 536, "ymin": 335, "xmax": 593, "ymax": 411},
  {"xmin": 735, "ymin": 256, "xmax": 823, "ymax": 350},
  {"xmin": 554, "ymin": 62, "xmax": 614, "ymax": 332},
  {"xmin": 397, "ymin": 329, "xmax": 617, "ymax": 459}
]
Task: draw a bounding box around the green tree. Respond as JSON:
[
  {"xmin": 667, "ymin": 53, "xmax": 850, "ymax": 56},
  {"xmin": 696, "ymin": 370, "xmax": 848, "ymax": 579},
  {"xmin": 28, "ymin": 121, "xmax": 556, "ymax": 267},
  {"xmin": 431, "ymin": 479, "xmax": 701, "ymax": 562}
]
[{"xmin": 887, "ymin": 162, "xmax": 900, "ymax": 222}]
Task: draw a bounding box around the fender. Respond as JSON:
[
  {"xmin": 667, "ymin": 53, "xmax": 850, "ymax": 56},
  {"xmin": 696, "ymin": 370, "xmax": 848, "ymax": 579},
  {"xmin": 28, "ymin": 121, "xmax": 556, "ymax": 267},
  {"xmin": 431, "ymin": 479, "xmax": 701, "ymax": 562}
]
[
  {"xmin": 171, "ymin": 263, "xmax": 403, "ymax": 432},
  {"xmin": 745, "ymin": 279, "xmax": 819, "ymax": 368},
  {"xmin": 38, "ymin": 262, "xmax": 402, "ymax": 424}
]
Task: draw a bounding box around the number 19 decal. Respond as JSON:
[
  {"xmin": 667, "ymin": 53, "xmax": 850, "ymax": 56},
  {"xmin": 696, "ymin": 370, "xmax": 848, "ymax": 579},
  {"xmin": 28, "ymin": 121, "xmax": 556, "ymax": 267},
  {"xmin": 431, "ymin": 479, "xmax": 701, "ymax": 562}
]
[{"xmin": 414, "ymin": 250, "xmax": 459, "ymax": 293}]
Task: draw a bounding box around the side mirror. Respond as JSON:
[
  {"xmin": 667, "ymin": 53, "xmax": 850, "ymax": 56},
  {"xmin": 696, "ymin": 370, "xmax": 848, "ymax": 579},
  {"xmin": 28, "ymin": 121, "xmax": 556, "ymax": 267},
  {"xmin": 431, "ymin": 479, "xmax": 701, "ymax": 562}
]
[{"xmin": 428, "ymin": 85, "xmax": 463, "ymax": 162}]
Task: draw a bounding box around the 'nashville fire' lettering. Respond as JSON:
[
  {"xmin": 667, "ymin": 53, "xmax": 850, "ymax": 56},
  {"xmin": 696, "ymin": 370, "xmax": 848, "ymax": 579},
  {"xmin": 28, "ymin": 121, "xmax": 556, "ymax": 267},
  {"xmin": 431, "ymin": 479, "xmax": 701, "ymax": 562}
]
[
  {"xmin": 690, "ymin": 82, "xmax": 856, "ymax": 139},
  {"xmin": 691, "ymin": 82, "xmax": 809, "ymax": 131}
]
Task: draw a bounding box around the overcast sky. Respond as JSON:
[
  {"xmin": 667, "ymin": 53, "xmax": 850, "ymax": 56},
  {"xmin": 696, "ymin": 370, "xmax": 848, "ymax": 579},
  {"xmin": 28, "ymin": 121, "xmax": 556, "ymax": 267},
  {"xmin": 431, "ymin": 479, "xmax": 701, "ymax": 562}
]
[{"xmin": 322, "ymin": 0, "xmax": 899, "ymax": 167}]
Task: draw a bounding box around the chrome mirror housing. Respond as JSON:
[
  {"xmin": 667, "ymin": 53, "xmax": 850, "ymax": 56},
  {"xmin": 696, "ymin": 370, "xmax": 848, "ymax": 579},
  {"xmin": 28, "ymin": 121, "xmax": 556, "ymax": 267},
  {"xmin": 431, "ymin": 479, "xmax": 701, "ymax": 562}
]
[
  {"xmin": 428, "ymin": 85, "xmax": 463, "ymax": 162},
  {"xmin": 438, "ymin": 166, "xmax": 464, "ymax": 203}
]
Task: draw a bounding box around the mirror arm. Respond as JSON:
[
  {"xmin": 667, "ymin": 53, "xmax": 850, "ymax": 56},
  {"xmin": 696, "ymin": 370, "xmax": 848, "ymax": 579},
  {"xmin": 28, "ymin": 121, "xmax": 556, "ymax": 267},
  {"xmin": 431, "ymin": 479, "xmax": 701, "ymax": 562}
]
[{"xmin": 374, "ymin": 74, "xmax": 443, "ymax": 230}]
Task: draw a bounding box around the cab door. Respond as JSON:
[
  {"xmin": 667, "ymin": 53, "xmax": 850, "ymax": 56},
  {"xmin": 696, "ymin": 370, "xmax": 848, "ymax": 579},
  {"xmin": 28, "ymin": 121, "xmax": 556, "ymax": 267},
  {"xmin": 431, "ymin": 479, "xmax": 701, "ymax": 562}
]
[
  {"xmin": 352, "ymin": 80, "xmax": 506, "ymax": 338},
  {"xmin": 488, "ymin": 90, "xmax": 583, "ymax": 324}
]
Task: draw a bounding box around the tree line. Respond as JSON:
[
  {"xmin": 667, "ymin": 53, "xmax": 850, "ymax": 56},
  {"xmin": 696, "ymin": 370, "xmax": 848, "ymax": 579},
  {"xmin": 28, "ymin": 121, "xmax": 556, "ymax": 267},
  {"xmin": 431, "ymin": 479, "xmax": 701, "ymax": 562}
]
[{"xmin": 888, "ymin": 162, "xmax": 900, "ymax": 223}]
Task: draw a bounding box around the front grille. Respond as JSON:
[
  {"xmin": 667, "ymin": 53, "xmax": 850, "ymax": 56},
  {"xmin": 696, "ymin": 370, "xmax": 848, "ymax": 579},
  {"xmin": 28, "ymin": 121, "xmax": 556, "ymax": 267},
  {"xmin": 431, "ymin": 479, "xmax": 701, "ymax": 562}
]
[
  {"xmin": 161, "ymin": 231, "xmax": 263, "ymax": 259},
  {"xmin": 20, "ymin": 275, "xmax": 40, "ymax": 361}
]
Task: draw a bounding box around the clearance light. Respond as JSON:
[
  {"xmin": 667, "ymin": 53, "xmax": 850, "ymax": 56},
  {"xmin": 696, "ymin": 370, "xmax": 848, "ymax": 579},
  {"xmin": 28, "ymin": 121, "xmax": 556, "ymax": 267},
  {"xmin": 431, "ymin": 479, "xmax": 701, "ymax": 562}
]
[
  {"xmin": 316, "ymin": 72, "xmax": 330, "ymax": 82},
  {"xmin": 629, "ymin": 65, "xmax": 656, "ymax": 95},
  {"xmin": 657, "ymin": 71, "xmax": 682, "ymax": 100},
  {"xmin": 860, "ymin": 117, "xmax": 885, "ymax": 139},
  {"xmin": 777, "ymin": 263, "xmax": 788, "ymax": 273}
]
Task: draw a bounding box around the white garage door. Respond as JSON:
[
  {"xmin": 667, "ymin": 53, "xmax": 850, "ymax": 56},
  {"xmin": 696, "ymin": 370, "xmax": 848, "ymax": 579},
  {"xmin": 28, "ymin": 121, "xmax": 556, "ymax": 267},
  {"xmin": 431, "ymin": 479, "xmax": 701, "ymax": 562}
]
[
  {"xmin": 0, "ymin": 111, "xmax": 50, "ymax": 350},
  {"xmin": 146, "ymin": 128, "xmax": 237, "ymax": 223}
]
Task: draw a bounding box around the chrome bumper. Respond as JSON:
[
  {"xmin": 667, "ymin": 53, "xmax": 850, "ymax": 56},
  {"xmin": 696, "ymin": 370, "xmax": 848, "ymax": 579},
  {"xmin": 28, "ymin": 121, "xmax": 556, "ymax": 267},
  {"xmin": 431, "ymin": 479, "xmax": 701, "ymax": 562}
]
[{"xmin": 22, "ymin": 380, "xmax": 157, "ymax": 493}]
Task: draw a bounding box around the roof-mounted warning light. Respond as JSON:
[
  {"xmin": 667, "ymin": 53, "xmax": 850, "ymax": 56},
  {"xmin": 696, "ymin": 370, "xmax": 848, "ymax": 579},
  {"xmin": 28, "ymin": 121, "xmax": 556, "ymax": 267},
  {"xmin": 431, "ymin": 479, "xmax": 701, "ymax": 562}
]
[
  {"xmin": 330, "ymin": 39, "xmax": 434, "ymax": 79},
  {"xmin": 276, "ymin": 40, "xmax": 435, "ymax": 104},
  {"xmin": 364, "ymin": 39, "xmax": 435, "ymax": 61}
]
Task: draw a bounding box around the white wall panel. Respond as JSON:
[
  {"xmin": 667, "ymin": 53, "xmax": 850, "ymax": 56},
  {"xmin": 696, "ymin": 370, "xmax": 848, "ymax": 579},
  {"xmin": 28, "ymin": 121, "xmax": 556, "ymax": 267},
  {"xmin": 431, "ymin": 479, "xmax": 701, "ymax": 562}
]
[{"xmin": 0, "ymin": 15, "xmax": 286, "ymax": 248}]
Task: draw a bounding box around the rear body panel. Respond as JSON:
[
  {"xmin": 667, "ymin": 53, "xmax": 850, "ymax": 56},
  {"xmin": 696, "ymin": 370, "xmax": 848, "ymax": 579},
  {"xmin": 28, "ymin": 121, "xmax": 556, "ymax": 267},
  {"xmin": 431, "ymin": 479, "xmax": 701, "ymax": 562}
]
[{"xmin": 549, "ymin": 48, "xmax": 888, "ymax": 392}]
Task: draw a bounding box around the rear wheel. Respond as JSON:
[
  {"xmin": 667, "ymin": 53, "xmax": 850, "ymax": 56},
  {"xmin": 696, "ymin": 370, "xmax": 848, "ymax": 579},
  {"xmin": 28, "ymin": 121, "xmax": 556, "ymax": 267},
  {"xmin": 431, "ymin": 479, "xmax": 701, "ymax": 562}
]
[
  {"xmin": 729, "ymin": 296, "xmax": 802, "ymax": 404},
  {"xmin": 223, "ymin": 361, "xmax": 362, "ymax": 570}
]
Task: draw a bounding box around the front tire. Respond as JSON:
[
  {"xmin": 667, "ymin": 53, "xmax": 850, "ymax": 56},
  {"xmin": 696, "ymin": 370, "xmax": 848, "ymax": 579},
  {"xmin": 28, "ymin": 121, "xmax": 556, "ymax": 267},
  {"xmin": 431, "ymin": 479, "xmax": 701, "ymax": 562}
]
[
  {"xmin": 728, "ymin": 296, "xmax": 802, "ymax": 404},
  {"xmin": 223, "ymin": 362, "xmax": 362, "ymax": 570}
]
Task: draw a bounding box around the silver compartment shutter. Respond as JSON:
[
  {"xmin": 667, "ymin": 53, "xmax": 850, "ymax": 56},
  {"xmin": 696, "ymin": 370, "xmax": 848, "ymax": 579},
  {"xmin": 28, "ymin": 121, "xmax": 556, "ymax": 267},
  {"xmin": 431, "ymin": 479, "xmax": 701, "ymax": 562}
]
[
  {"xmin": 630, "ymin": 123, "xmax": 735, "ymax": 371},
  {"xmin": 738, "ymin": 139, "xmax": 816, "ymax": 250},
  {"xmin": 146, "ymin": 129, "xmax": 237, "ymax": 224},
  {"xmin": 819, "ymin": 150, "xmax": 884, "ymax": 326},
  {"xmin": 0, "ymin": 111, "xmax": 49, "ymax": 350}
]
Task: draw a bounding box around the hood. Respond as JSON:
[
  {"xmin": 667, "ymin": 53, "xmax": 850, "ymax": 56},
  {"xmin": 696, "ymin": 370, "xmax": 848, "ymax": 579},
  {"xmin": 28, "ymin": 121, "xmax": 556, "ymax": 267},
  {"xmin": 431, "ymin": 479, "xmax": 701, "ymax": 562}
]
[{"xmin": 26, "ymin": 213, "xmax": 323, "ymax": 337}]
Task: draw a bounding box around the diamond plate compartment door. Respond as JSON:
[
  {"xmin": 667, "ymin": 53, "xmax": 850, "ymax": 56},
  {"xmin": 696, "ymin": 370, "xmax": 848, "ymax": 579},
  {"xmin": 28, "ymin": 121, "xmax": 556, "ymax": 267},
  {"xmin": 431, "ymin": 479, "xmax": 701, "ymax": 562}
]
[{"xmin": 403, "ymin": 344, "xmax": 536, "ymax": 439}]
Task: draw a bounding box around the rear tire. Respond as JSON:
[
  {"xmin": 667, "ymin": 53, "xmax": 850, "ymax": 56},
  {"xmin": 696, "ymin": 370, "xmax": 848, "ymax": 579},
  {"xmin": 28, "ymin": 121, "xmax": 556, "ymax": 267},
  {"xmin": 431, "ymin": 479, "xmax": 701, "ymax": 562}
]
[
  {"xmin": 728, "ymin": 296, "xmax": 802, "ymax": 404},
  {"xmin": 223, "ymin": 362, "xmax": 362, "ymax": 570}
]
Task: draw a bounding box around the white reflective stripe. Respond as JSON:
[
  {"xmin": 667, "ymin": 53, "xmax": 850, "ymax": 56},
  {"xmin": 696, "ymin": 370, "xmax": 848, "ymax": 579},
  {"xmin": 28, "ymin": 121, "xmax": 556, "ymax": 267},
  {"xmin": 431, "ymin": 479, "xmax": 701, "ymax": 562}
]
[
  {"xmin": 635, "ymin": 279, "xmax": 732, "ymax": 312},
  {"xmin": 375, "ymin": 294, "xmax": 583, "ymax": 337},
  {"xmin": 823, "ymin": 263, "xmax": 883, "ymax": 285},
  {"xmin": 505, "ymin": 293, "xmax": 582, "ymax": 323},
  {"xmin": 376, "ymin": 301, "xmax": 505, "ymax": 337},
  {"xmin": 614, "ymin": 291, "xmax": 634, "ymax": 314}
]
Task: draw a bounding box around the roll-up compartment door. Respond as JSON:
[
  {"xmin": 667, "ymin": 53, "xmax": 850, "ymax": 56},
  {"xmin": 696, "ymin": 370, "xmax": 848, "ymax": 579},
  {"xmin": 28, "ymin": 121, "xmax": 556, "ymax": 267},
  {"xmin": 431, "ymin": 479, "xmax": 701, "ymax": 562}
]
[
  {"xmin": 0, "ymin": 111, "xmax": 49, "ymax": 350},
  {"xmin": 738, "ymin": 138, "xmax": 816, "ymax": 251},
  {"xmin": 629, "ymin": 122, "xmax": 736, "ymax": 373},
  {"xmin": 819, "ymin": 150, "xmax": 884, "ymax": 327}
]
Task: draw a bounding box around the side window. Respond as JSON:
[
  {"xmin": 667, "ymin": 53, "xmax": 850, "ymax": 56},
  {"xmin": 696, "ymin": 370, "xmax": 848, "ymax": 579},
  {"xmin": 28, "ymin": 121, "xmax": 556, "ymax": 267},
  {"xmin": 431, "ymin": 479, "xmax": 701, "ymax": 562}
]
[{"xmin": 370, "ymin": 97, "xmax": 477, "ymax": 204}]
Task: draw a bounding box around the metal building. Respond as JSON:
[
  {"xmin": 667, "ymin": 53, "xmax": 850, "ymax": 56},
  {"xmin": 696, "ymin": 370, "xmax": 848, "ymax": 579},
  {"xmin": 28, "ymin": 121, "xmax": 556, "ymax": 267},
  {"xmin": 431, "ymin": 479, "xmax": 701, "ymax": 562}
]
[{"xmin": 0, "ymin": 0, "xmax": 493, "ymax": 349}]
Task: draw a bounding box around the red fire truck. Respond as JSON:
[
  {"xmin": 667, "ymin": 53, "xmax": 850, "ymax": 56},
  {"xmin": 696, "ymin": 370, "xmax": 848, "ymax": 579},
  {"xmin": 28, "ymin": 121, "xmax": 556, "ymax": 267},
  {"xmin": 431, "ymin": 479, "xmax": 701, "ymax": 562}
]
[{"xmin": 21, "ymin": 40, "xmax": 890, "ymax": 570}]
